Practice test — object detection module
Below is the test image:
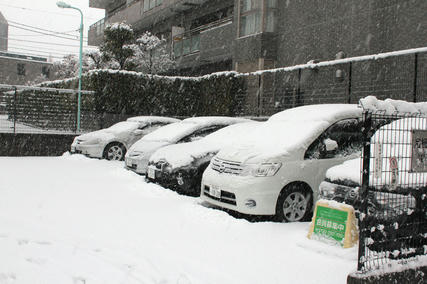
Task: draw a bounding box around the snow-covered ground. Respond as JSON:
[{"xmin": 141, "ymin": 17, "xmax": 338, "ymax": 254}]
[{"xmin": 0, "ymin": 154, "xmax": 358, "ymax": 284}]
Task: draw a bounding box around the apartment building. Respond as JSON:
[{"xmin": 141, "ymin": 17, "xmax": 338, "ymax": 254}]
[
  {"xmin": 88, "ymin": 0, "xmax": 427, "ymax": 75},
  {"xmin": 0, "ymin": 11, "xmax": 8, "ymax": 51}
]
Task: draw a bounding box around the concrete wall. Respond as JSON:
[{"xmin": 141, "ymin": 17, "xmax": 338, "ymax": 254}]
[
  {"xmin": 276, "ymin": 0, "xmax": 427, "ymax": 67},
  {"xmin": 0, "ymin": 133, "xmax": 76, "ymax": 156}
]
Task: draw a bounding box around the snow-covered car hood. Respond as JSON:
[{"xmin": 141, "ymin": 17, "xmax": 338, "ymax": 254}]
[
  {"xmin": 325, "ymin": 158, "xmax": 361, "ymax": 185},
  {"xmin": 149, "ymin": 122, "xmax": 261, "ymax": 169},
  {"xmin": 127, "ymin": 140, "xmax": 171, "ymax": 157},
  {"xmin": 75, "ymin": 129, "xmax": 116, "ymax": 143}
]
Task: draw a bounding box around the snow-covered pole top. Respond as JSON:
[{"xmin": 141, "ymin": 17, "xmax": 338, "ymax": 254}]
[
  {"xmin": 248, "ymin": 46, "xmax": 427, "ymax": 76},
  {"xmin": 359, "ymin": 96, "xmax": 427, "ymax": 115}
]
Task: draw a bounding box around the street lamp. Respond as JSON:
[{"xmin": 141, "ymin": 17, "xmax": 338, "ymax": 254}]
[{"xmin": 56, "ymin": 1, "xmax": 83, "ymax": 132}]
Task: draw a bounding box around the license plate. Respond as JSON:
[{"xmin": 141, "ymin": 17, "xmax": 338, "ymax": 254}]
[
  {"xmin": 71, "ymin": 146, "xmax": 75, "ymax": 152},
  {"xmin": 125, "ymin": 158, "xmax": 132, "ymax": 167},
  {"xmin": 147, "ymin": 166, "xmax": 156, "ymax": 179},
  {"xmin": 209, "ymin": 186, "xmax": 221, "ymax": 198}
]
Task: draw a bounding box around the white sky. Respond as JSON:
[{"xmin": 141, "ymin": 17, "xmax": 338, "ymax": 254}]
[{"xmin": 0, "ymin": 0, "xmax": 105, "ymax": 61}]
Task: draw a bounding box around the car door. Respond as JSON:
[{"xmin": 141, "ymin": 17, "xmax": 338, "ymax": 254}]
[{"xmin": 302, "ymin": 118, "xmax": 365, "ymax": 200}]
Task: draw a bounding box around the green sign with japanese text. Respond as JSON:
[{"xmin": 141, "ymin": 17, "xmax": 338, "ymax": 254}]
[{"xmin": 313, "ymin": 205, "xmax": 348, "ymax": 243}]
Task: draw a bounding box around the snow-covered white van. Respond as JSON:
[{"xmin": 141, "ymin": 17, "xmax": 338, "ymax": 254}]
[{"xmin": 200, "ymin": 104, "xmax": 364, "ymax": 222}]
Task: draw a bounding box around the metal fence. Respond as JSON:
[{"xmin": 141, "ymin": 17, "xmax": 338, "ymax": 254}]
[
  {"xmin": 358, "ymin": 110, "xmax": 427, "ymax": 272},
  {"xmin": 0, "ymin": 84, "xmax": 133, "ymax": 134},
  {"xmin": 246, "ymin": 47, "xmax": 427, "ymax": 117}
]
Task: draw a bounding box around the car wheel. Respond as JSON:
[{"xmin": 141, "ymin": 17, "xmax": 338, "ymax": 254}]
[
  {"xmin": 276, "ymin": 184, "xmax": 312, "ymax": 222},
  {"xmin": 104, "ymin": 143, "xmax": 126, "ymax": 161}
]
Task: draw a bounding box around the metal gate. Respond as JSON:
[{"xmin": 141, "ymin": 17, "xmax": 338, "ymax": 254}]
[{"xmin": 357, "ymin": 110, "xmax": 427, "ymax": 272}]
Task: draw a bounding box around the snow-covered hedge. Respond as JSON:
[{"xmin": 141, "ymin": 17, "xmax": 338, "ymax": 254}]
[
  {"xmin": 8, "ymin": 70, "xmax": 245, "ymax": 131},
  {"xmin": 84, "ymin": 69, "xmax": 244, "ymax": 117}
]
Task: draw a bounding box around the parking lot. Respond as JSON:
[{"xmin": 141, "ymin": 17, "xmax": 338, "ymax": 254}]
[{"xmin": 0, "ymin": 154, "xmax": 358, "ymax": 284}]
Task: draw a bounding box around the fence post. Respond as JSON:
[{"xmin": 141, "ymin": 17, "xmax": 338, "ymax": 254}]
[
  {"xmin": 75, "ymin": 91, "xmax": 78, "ymax": 133},
  {"xmin": 297, "ymin": 68, "xmax": 301, "ymax": 106},
  {"xmin": 413, "ymin": 53, "xmax": 418, "ymax": 103},
  {"xmin": 347, "ymin": 62, "xmax": 352, "ymax": 104},
  {"xmin": 357, "ymin": 110, "xmax": 373, "ymax": 271},
  {"xmin": 13, "ymin": 87, "xmax": 17, "ymax": 135}
]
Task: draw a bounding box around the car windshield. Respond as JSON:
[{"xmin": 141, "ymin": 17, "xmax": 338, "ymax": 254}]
[
  {"xmin": 234, "ymin": 120, "xmax": 329, "ymax": 154},
  {"xmin": 141, "ymin": 121, "xmax": 198, "ymax": 143},
  {"xmin": 107, "ymin": 121, "xmax": 139, "ymax": 132}
]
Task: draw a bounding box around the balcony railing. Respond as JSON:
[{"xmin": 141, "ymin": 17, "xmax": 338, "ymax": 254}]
[
  {"xmin": 172, "ymin": 16, "xmax": 233, "ymax": 58},
  {"xmin": 89, "ymin": 18, "xmax": 106, "ymax": 36}
]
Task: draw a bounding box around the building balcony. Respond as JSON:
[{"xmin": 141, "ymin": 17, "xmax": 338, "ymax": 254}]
[
  {"xmin": 88, "ymin": 0, "xmax": 214, "ymax": 45},
  {"xmin": 172, "ymin": 17, "xmax": 233, "ymax": 69},
  {"xmin": 89, "ymin": 0, "xmax": 119, "ymax": 9}
]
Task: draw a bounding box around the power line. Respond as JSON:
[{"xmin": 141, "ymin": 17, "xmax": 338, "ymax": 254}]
[
  {"xmin": 8, "ymin": 42, "xmax": 90, "ymax": 54},
  {"xmin": 0, "ymin": 3, "xmax": 102, "ymax": 21},
  {"xmin": 9, "ymin": 46, "xmax": 79, "ymax": 57},
  {"xmin": 8, "ymin": 20, "xmax": 89, "ymax": 40},
  {"xmin": 2, "ymin": 36, "xmax": 97, "ymax": 48},
  {"xmin": 9, "ymin": 24, "xmax": 83, "ymax": 42}
]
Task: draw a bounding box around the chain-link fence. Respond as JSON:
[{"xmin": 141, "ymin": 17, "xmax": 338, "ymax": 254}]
[
  {"xmin": 243, "ymin": 47, "xmax": 427, "ymax": 117},
  {"xmin": 357, "ymin": 110, "xmax": 427, "ymax": 272},
  {"xmin": 0, "ymin": 84, "xmax": 114, "ymax": 134}
]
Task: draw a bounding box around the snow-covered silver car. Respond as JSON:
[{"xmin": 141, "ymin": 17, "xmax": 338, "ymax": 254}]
[
  {"xmin": 201, "ymin": 104, "xmax": 364, "ymax": 222},
  {"xmin": 125, "ymin": 116, "xmax": 252, "ymax": 174},
  {"xmin": 70, "ymin": 116, "xmax": 180, "ymax": 160},
  {"xmin": 146, "ymin": 121, "xmax": 260, "ymax": 196}
]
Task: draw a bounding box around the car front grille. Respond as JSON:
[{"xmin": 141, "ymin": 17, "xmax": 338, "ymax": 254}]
[
  {"xmin": 211, "ymin": 157, "xmax": 243, "ymax": 175},
  {"xmin": 203, "ymin": 185, "xmax": 236, "ymax": 205}
]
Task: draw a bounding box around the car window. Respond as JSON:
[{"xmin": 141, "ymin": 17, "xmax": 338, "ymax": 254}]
[
  {"xmin": 304, "ymin": 118, "xmax": 364, "ymax": 160},
  {"xmin": 178, "ymin": 125, "xmax": 223, "ymax": 143},
  {"xmin": 137, "ymin": 123, "xmax": 168, "ymax": 134}
]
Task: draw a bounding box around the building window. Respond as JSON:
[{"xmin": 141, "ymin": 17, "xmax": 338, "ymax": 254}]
[
  {"xmin": 17, "ymin": 63, "xmax": 25, "ymax": 76},
  {"xmin": 239, "ymin": 0, "xmax": 278, "ymax": 37},
  {"xmin": 143, "ymin": 0, "xmax": 162, "ymax": 12},
  {"xmin": 42, "ymin": 66, "xmax": 50, "ymax": 78},
  {"xmin": 173, "ymin": 33, "xmax": 201, "ymax": 58}
]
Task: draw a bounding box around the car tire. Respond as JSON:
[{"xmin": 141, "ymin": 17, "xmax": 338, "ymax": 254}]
[
  {"xmin": 103, "ymin": 142, "xmax": 126, "ymax": 161},
  {"xmin": 276, "ymin": 183, "xmax": 313, "ymax": 222}
]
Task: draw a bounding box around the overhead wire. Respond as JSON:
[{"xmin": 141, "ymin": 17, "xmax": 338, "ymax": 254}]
[
  {"xmin": 7, "ymin": 20, "xmax": 89, "ymax": 40},
  {"xmin": 1, "ymin": 36, "xmax": 97, "ymax": 48},
  {"xmin": 0, "ymin": 3, "xmax": 102, "ymax": 21},
  {"xmin": 9, "ymin": 24, "xmax": 83, "ymax": 41},
  {"xmin": 8, "ymin": 46, "xmax": 80, "ymax": 57}
]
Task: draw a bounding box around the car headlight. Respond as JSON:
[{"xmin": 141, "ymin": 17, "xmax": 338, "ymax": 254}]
[
  {"xmin": 241, "ymin": 162, "xmax": 282, "ymax": 177},
  {"xmin": 80, "ymin": 138, "xmax": 101, "ymax": 145},
  {"xmin": 128, "ymin": 151, "xmax": 144, "ymax": 158}
]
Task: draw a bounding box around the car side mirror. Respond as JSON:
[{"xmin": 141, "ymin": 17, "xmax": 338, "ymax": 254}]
[{"xmin": 323, "ymin": 138, "xmax": 338, "ymax": 152}]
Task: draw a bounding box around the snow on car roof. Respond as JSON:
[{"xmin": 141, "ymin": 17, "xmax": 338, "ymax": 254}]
[
  {"xmin": 181, "ymin": 116, "xmax": 250, "ymax": 125},
  {"xmin": 217, "ymin": 104, "xmax": 363, "ymax": 163},
  {"xmin": 268, "ymin": 104, "xmax": 362, "ymax": 123},
  {"xmin": 359, "ymin": 96, "xmax": 427, "ymax": 115},
  {"xmin": 149, "ymin": 122, "xmax": 261, "ymax": 168},
  {"xmin": 126, "ymin": 116, "xmax": 180, "ymax": 124},
  {"xmin": 326, "ymin": 117, "xmax": 427, "ymax": 188},
  {"xmin": 141, "ymin": 117, "xmax": 251, "ymax": 143},
  {"xmin": 217, "ymin": 120, "xmax": 329, "ymax": 162}
]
